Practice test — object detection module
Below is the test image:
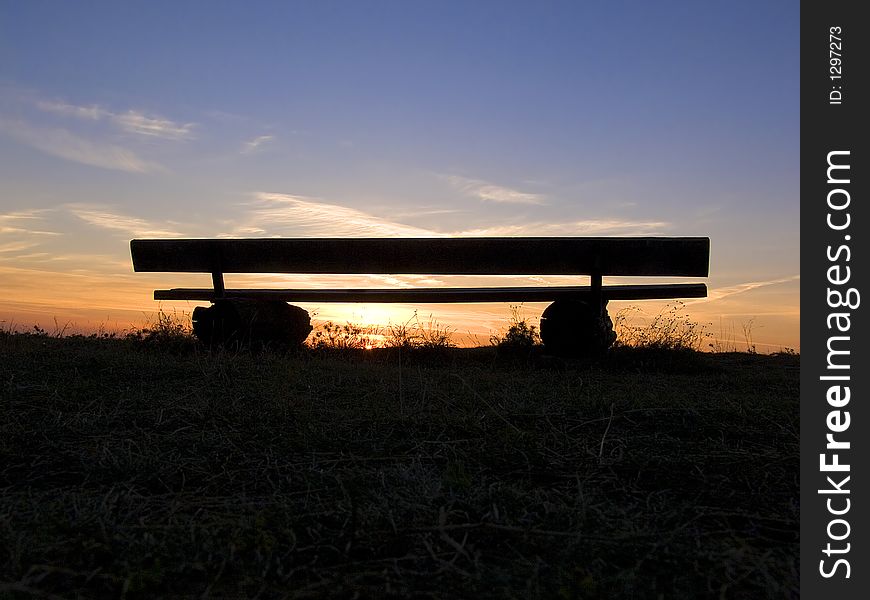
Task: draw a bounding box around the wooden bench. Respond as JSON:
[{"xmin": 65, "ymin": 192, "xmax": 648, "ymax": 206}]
[{"xmin": 130, "ymin": 237, "xmax": 710, "ymax": 352}]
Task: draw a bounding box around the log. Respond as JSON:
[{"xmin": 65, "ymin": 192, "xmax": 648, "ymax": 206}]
[
  {"xmin": 192, "ymin": 299, "xmax": 312, "ymax": 348},
  {"xmin": 540, "ymin": 299, "xmax": 617, "ymax": 356}
]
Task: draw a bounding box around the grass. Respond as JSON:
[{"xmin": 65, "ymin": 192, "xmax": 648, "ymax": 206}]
[
  {"xmin": 309, "ymin": 311, "xmax": 456, "ymax": 355},
  {"xmin": 489, "ymin": 305, "xmax": 541, "ymax": 356},
  {"xmin": 310, "ymin": 320, "xmax": 384, "ymax": 351},
  {"xmin": 613, "ymin": 302, "xmax": 710, "ymax": 351},
  {"xmin": 0, "ymin": 318, "xmax": 798, "ymax": 598},
  {"xmin": 385, "ymin": 312, "xmax": 455, "ymax": 352}
]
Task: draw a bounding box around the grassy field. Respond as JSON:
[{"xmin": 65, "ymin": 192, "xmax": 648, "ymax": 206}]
[{"xmin": 0, "ymin": 330, "xmax": 798, "ymax": 598}]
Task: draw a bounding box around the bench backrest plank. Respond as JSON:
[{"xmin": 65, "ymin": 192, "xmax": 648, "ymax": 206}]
[{"xmin": 131, "ymin": 237, "xmax": 709, "ymax": 277}]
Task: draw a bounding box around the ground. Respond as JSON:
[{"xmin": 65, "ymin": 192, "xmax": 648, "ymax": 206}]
[{"xmin": 0, "ymin": 333, "xmax": 799, "ymax": 599}]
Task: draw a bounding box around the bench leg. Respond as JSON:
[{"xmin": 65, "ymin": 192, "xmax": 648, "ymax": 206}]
[{"xmin": 539, "ymin": 298, "xmax": 616, "ymax": 356}]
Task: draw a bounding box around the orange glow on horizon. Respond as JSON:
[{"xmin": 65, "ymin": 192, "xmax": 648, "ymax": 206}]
[{"xmin": 0, "ymin": 267, "xmax": 801, "ymax": 353}]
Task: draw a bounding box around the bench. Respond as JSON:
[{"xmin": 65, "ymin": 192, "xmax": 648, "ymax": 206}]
[{"xmin": 130, "ymin": 237, "xmax": 710, "ymax": 353}]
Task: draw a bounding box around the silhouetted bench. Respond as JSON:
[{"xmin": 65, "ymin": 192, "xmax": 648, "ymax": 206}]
[{"xmin": 130, "ymin": 237, "xmax": 710, "ymax": 353}]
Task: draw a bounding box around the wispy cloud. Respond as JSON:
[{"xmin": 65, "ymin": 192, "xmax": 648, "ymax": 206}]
[
  {"xmin": 454, "ymin": 219, "xmax": 670, "ymax": 236},
  {"xmin": 241, "ymin": 135, "xmax": 274, "ymax": 154},
  {"xmin": 235, "ymin": 192, "xmax": 668, "ymax": 238},
  {"xmin": 233, "ymin": 193, "xmax": 440, "ymax": 237},
  {"xmin": 0, "ymin": 209, "xmax": 61, "ymax": 261},
  {"xmin": 0, "ymin": 241, "xmax": 40, "ymax": 254},
  {"xmin": 36, "ymin": 99, "xmax": 194, "ymax": 140},
  {"xmin": 66, "ymin": 204, "xmax": 184, "ymax": 237},
  {"xmin": 113, "ymin": 110, "xmax": 194, "ymax": 139},
  {"xmin": 0, "ymin": 209, "xmax": 61, "ymax": 236},
  {"xmin": 36, "ymin": 99, "xmax": 106, "ymax": 120},
  {"xmin": 698, "ymin": 275, "xmax": 801, "ymax": 304},
  {"xmin": 0, "ymin": 118, "xmax": 159, "ymax": 173},
  {"xmin": 445, "ymin": 175, "xmax": 545, "ymax": 205}
]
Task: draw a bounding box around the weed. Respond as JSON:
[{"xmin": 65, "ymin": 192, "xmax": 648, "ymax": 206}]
[
  {"xmin": 490, "ymin": 304, "xmax": 540, "ymax": 354},
  {"xmin": 126, "ymin": 307, "xmax": 197, "ymax": 351},
  {"xmin": 613, "ymin": 301, "xmax": 710, "ymax": 351},
  {"xmin": 309, "ymin": 320, "xmax": 383, "ymax": 350},
  {"xmin": 708, "ymin": 317, "xmax": 768, "ymax": 353},
  {"xmin": 709, "ymin": 317, "xmax": 738, "ymax": 353},
  {"xmin": 742, "ymin": 318, "xmax": 757, "ymax": 354},
  {"xmin": 384, "ymin": 311, "xmax": 455, "ymax": 351}
]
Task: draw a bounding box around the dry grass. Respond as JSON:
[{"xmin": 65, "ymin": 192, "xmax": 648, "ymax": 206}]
[
  {"xmin": 613, "ymin": 302, "xmax": 711, "ymax": 351},
  {"xmin": 309, "ymin": 320, "xmax": 383, "ymax": 350},
  {"xmin": 384, "ymin": 312, "xmax": 455, "ymax": 351},
  {"xmin": 0, "ymin": 328, "xmax": 798, "ymax": 598},
  {"xmin": 489, "ymin": 305, "xmax": 541, "ymax": 356}
]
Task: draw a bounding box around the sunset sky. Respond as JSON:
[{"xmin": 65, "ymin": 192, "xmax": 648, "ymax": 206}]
[{"xmin": 0, "ymin": 1, "xmax": 799, "ymax": 351}]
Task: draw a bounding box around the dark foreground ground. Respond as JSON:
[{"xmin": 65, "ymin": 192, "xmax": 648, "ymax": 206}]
[{"xmin": 0, "ymin": 333, "xmax": 798, "ymax": 599}]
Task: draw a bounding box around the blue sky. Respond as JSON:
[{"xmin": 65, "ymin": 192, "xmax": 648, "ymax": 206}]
[{"xmin": 0, "ymin": 1, "xmax": 799, "ymax": 349}]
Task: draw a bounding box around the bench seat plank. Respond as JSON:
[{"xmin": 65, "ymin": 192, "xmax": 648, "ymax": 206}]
[
  {"xmin": 154, "ymin": 283, "xmax": 707, "ymax": 303},
  {"xmin": 132, "ymin": 237, "xmax": 710, "ymax": 277}
]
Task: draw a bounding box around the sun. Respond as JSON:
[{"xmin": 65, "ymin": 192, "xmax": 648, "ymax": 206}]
[{"xmin": 310, "ymin": 304, "xmax": 413, "ymax": 330}]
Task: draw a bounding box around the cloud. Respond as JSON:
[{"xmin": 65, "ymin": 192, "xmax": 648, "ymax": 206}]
[
  {"xmin": 0, "ymin": 209, "xmax": 61, "ymax": 236},
  {"xmin": 112, "ymin": 110, "xmax": 194, "ymax": 140},
  {"xmin": 36, "ymin": 99, "xmax": 107, "ymax": 120},
  {"xmin": 0, "ymin": 209, "xmax": 61, "ymax": 261},
  {"xmin": 697, "ymin": 275, "xmax": 801, "ymax": 304},
  {"xmin": 241, "ymin": 135, "xmax": 274, "ymax": 154},
  {"xmin": 0, "ymin": 225, "xmax": 58, "ymax": 235},
  {"xmin": 454, "ymin": 219, "xmax": 670, "ymax": 236},
  {"xmin": 41, "ymin": 189, "xmax": 668, "ymax": 247},
  {"xmin": 445, "ymin": 175, "xmax": 546, "ymax": 205},
  {"xmin": 235, "ymin": 193, "xmax": 442, "ymax": 237},
  {"xmin": 235, "ymin": 192, "xmax": 670, "ymax": 239},
  {"xmin": 36, "ymin": 99, "xmax": 194, "ymax": 140},
  {"xmin": 0, "ymin": 241, "xmax": 39, "ymax": 254},
  {"xmin": 0, "ymin": 118, "xmax": 159, "ymax": 173},
  {"xmin": 66, "ymin": 204, "xmax": 184, "ymax": 237}
]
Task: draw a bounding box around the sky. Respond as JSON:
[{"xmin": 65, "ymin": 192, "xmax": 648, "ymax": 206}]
[{"xmin": 0, "ymin": 1, "xmax": 799, "ymax": 351}]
